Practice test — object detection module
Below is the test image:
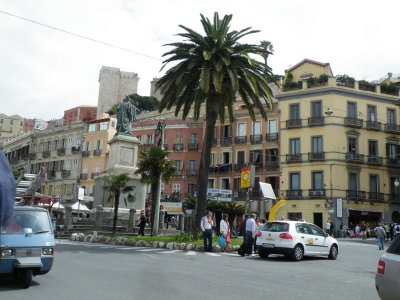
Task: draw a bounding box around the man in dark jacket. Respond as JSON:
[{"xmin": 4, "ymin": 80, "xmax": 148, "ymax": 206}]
[
  {"xmin": 0, "ymin": 151, "xmax": 15, "ymax": 226},
  {"xmin": 138, "ymin": 211, "xmax": 146, "ymax": 236}
]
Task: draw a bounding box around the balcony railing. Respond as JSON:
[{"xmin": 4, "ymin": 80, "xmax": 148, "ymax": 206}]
[
  {"xmin": 389, "ymin": 194, "xmax": 400, "ymax": 204},
  {"xmin": 387, "ymin": 158, "xmax": 400, "ymax": 167},
  {"xmin": 93, "ymin": 149, "xmax": 102, "ymax": 156},
  {"xmin": 346, "ymin": 190, "xmax": 366, "ymax": 199},
  {"xmin": 251, "ymin": 162, "xmax": 263, "ymax": 171},
  {"xmin": 285, "ymin": 190, "xmax": 302, "ymax": 199},
  {"xmin": 187, "ymin": 143, "xmax": 198, "ymax": 151},
  {"xmin": 345, "ymin": 153, "xmax": 364, "ymax": 163},
  {"xmin": 186, "ymin": 169, "xmax": 197, "ymax": 177},
  {"xmin": 308, "ymin": 116, "xmax": 325, "ymax": 126},
  {"xmin": 308, "ymin": 152, "xmax": 325, "ymax": 161},
  {"xmin": 265, "ymin": 161, "xmax": 279, "ymax": 170},
  {"xmin": 366, "ymin": 121, "xmax": 381, "ymax": 131},
  {"xmin": 250, "ymin": 134, "xmax": 263, "ymax": 144},
  {"xmin": 286, "ymin": 154, "xmax": 302, "ymax": 163},
  {"xmin": 42, "ymin": 150, "xmax": 50, "ymax": 158},
  {"xmin": 57, "ymin": 148, "xmax": 66, "ymax": 156},
  {"xmin": 220, "ymin": 137, "xmax": 232, "ymax": 146},
  {"xmin": 367, "ymin": 156, "xmax": 383, "ymax": 165},
  {"xmin": 71, "ymin": 146, "xmax": 80, "ymax": 154},
  {"xmin": 234, "ymin": 136, "xmax": 247, "ymax": 144},
  {"xmin": 173, "ymin": 144, "xmax": 184, "ymax": 151},
  {"xmin": 266, "ymin": 133, "xmax": 279, "ymax": 142},
  {"xmin": 367, "ymin": 192, "xmax": 384, "ymax": 201},
  {"xmin": 309, "ymin": 189, "xmax": 325, "ymax": 198},
  {"xmin": 91, "ymin": 172, "xmax": 100, "ymax": 179},
  {"xmin": 234, "ymin": 163, "xmax": 246, "ymax": 172},
  {"xmin": 286, "ymin": 119, "xmax": 302, "ymax": 129},
  {"xmin": 384, "ymin": 123, "xmax": 400, "ymax": 133},
  {"xmin": 209, "ymin": 164, "xmax": 232, "ymax": 173},
  {"xmin": 344, "ymin": 117, "xmax": 363, "ymax": 128},
  {"xmin": 80, "ymin": 173, "xmax": 88, "ymax": 180},
  {"xmin": 81, "ymin": 150, "xmax": 90, "ymax": 157},
  {"xmin": 61, "ymin": 170, "xmax": 71, "ymax": 178}
]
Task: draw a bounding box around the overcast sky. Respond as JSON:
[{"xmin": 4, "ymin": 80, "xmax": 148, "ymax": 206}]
[{"xmin": 1, "ymin": 0, "xmax": 400, "ymax": 120}]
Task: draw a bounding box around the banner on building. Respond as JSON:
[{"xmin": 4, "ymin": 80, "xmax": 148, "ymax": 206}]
[
  {"xmin": 240, "ymin": 166, "xmax": 251, "ymax": 189},
  {"xmin": 336, "ymin": 198, "xmax": 343, "ymax": 218},
  {"xmin": 207, "ymin": 188, "xmax": 232, "ymax": 202}
]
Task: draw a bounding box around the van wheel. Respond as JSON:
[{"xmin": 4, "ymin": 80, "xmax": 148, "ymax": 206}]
[
  {"xmin": 328, "ymin": 244, "xmax": 338, "ymax": 260},
  {"xmin": 291, "ymin": 244, "xmax": 304, "ymax": 261},
  {"xmin": 18, "ymin": 269, "xmax": 33, "ymax": 289}
]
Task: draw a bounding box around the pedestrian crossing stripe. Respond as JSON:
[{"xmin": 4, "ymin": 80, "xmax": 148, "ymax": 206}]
[
  {"xmin": 159, "ymin": 250, "xmax": 182, "ymax": 254},
  {"xmin": 205, "ymin": 252, "xmax": 221, "ymax": 257}
]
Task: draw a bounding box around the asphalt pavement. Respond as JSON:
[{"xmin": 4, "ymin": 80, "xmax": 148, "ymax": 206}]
[{"xmin": 0, "ymin": 239, "xmax": 385, "ymax": 300}]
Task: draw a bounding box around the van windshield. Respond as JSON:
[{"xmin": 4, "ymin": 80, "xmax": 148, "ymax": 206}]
[{"xmin": 1, "ymin": 210, "xmax": 52, "ymax": 235}]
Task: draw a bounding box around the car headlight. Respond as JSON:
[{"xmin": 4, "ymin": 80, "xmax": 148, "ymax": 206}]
[
  {"xmin": 0, "ymin": 249, "xmax": 13, "ymax": 257},
  {"xmin": 42, "ymin": 248, "xmax": 54, "ymax": 255}
]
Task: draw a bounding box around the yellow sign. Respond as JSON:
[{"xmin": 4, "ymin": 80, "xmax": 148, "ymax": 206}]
[{"xmin": 240, "ymin": 166, "xmax": 251, "ymax": 189}]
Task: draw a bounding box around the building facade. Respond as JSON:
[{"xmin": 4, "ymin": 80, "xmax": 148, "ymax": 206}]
[
  {"xmin": 0, "ymin": 113, "xmax": 24, "ymax": 141},
  {"xmin": 277, "ymin": 59, "xmax": 400, "ymax": 230},
  {"xmin": 64, "ymin": 105, "xmax": 97, "ymax": 125}
]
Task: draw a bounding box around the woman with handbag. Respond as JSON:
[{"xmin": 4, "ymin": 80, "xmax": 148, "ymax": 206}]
[{"xmin": 220, "ymin": 214, "xmax": 231, "ymax": 252}]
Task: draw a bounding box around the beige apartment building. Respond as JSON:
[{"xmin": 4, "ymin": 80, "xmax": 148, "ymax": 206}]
[{"xmin": 0, "ymin": 113, "xmax": 24, "ymax": 142}]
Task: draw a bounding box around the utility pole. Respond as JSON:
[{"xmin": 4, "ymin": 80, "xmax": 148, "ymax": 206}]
[{"xmin": 152, "ymin": 120, "xmax": 166, "ymax": 236}]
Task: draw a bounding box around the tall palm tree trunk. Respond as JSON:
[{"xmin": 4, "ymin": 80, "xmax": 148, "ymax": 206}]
[
  {"xmin": 150, "ymin": 181, "xmax": 159, "ymax": 236},
  {"xmin": 194, "ymin": 97, "xmax": 219, "ymax": 231},
  {"xmin": 112, "ymin": 191, "xmax": 120, "ymax": 236}
]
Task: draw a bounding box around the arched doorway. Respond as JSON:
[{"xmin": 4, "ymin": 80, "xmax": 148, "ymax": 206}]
[{"xmin": 392, "ymin": 211, "xmax": 400, "ymax": 223}]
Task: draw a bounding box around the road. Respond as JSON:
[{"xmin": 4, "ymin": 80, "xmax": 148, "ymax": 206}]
[{"xmin": 0, "ymin": 239, "xmax": 385, "ymax": 300}]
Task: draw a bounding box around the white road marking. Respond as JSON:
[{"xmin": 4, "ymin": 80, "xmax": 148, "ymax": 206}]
[
  {"xmin": 185, "ymin": 251, "xmax": 196, "ymax": 256},
  {"xmin": 160, "ymin": 250, "xmax": 182, "ymax": 254},
  {"xmin": 205, "ymin": 252, "xmax": 221, "ymax": 257}
]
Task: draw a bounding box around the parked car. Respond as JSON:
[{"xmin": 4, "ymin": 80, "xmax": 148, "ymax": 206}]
[
  {"xmin": 255, "ymin": 220, "xmax": 339, "ymax": 261},
  {"xmin": 375, "ymin": 237, "xmax": 400, "ymax": 300}
]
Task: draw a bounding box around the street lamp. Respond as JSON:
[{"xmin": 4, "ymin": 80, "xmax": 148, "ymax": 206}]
[{"xmin": 394, "ymin": 179, "xmax": 400, "ymax": 202}]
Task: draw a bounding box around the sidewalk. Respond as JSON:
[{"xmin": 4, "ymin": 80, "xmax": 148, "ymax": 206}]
[{"xmin": 337, "ymin": 237, "xmax": 394, "ymax": 246}]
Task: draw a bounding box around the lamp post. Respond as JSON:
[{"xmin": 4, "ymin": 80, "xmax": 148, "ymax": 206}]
[{"xmin": 394, "ymin": 179, "xmax": 399, "ymax": 203}]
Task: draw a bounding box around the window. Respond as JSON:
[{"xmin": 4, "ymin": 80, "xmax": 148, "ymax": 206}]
[
  {"xmin": 189, "ymin": 133, "xmax": 197, "ymax": 145},
  {"xmin": 222, "ymin": 152, "xmax": 230, "ymax": 164},
  {"xmin": 160, "ymin": 183, "xmax": 165, "ymax": 194},
  {"xmin": 347, "ymin": 102, "xmax": 357, "ymax": 117},
  {"xmin": 82, "ymin": 164, "xmax": 88, "ymax": 173},
  {"xmin": 290, "ymin": 172, "xmax": 300, "ymax": 190},
  {"xmin": 221, "ymin": 125, "xmax": 232, "ymax": 137},
  {"xmin": 386, "ymin": 143, "xmax": 400, "ymax": 159},
  {"xmin": 266, "ymin": 149, "xmax": 278, "ymax": 162},
  {"xmin": 237, "ymin": 123, "xmax": 246, "ymax": 136},
  {"xmin": 348, "ymin": 137, "xmax": 358, "ymax": 153},
  {"xmin": 10, "ymin": 119, "xmax": 13, "ymax": 125},
  {"xmin": 96, "ymin": 140, "xmax": 102, "ymax": 150},
  {"xmin": 367, "ymin": 105, "xmax": 376, "ymax": 121},
  {"xmin": 311, "ymin": 101, "xmax": 322, "ymax": 117},
  {"xmin": 289, "ymin": 138, "xmax": 301, "ymax": 155},
  {"xmin": 288, "ymin": 213, "xmax": 303, "ymax": 222},
  {"xmin": 268, "ymin": 119, "xmax": 277, "ymax": 134},
  {"xmin": 253, "ymin": 121, "xmax": 261, "ymax": 135},
  {"xmin": 233, "ymin": 178, "xmax": 241, "ymax": 191},
  {"xmin": 99, "ymin": 122, "xmax": 108, "ymax": 131},
  {"xmin": 312, "ymin": 172, "xmax": 323, "ymax": 190},
  {"xmin": 94, "ymin": 163, "xmax": 100, "ymax": 173},
  {"xmin": 250, "ymin": 150, "xmax": 262, "ymax": 164},
  {"xmin": 188, "ymin": 160, "xmax": 196, "ymax": 175},
  {"xmin": 174, "ymin": 160, "xmax": 183, "ymax": 171},
  {"xmin": 221, "ymin": 178, "xmax": 230, "ymax": 190},
  {"xmin": 237, "ymin": 151, "xmax": 245, "ymax": 165},
  {"xmin": 369, "ymin": 175, "xmax": 379, "ymax": 199},
  {"xmin": 172, "ymin": 183, "xmax": 180, "ymax": 193},
  {"xmin": 368, "ymin": 140, "xmax": 378, "ymax": 157},
  {"xmin": 84, "ymin": 142, "xmax": 90, "ymax": 151},
  {"xmin": 147, "ymin": 135, "xmax": 154, "ymax": 144},
  {"xmin": 188, "ymin": 184, "xmax": 196, "ymax": 196},
  {"xmin": 175, "ymin": 134, "xmax": 183, "ymax": 144},
  {"xmin": 208, "ymin": 179, "xmax": 214, "ymax": 188},
  {"xmin": 348, "ymin": 173, "xmax": 358, "ymax": 196},
  {"xmin": 210, "ymin": 153, "xmax": 216, "ymax": 165},
  {"xmin": 289, "ymin": 104, "xmax": 300, "ymax": 120},
  {"xmin": 308, "ymin": 224, "xmax": 326, "ymax": 237},
  {"xmin": 311, "ymin": 136, "xmax": 323, "ymax": 153},
  {"xmin": 88, "ymin": 123, "xmax": 96, "ymax": 132},
  {"xmin": 0, "ymin": 119, "xmax": 2, "ymax": 123},
  {"xmin": 387, "ymin": 109, "xmax": 396, "ymax": 125}
]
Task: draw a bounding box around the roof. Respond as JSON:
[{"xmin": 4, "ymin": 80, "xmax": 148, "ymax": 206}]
[{"xmin": 285, "ymin": 58, "xmax": 333, "ymax": 75}]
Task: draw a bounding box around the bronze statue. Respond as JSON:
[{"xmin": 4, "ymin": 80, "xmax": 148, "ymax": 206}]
[{"xmin": 116, "ymin": 96, "xmax": 136, "ymax": 135}]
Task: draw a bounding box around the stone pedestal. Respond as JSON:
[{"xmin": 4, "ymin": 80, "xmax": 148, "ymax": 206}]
[
  {"xmin": 64, "ymin": 206, "xmax": 72, "ymax": 230},
  {"xmin": 128, "ymin": 208, "xmax": 137, "ymax": 232},
  {"xmin": 107, "ymin": 134, "xmax": 141, "ymax": 176},
  {"xmin": 95, "ymin": 205, "xmax": 104, "ymax": 231}
]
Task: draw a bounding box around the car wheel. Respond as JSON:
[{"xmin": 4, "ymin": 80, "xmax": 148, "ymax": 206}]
[
  {"xmin": 291, "ymin": 244, "xmax": 304, "ymax": 261},
  {"xmin": 258, "ymin": 248, "xmax": 270, "ymax": 259},
  {"xmin": 328, "ymin": 244, "xmax": 338, "ymax": 260}
]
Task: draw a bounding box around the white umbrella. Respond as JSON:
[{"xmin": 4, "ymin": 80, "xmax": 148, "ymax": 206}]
[
  {"xmin": 71, "ymin": 202, "xmax": 90, "ymax": 212},
  {"xmin": 52, "ymin": 201, "xmax": 65, "ymax": 211},
  {"xmin": 259, "ymin": 182, "xmax": 277, "ymax": 200}
]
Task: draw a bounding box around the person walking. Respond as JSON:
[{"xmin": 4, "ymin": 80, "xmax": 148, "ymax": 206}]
[
  {"xmin": 389, "ymin": 223, "xmax": 394, "ymax": 241},
  {"xmin": 138, "ymin": 210, "xmax": 146, "ymax": 236},
  {"xmin": 245, "ymin": 214, "xmax": 256, "ymax": 256},
  {"xmin": 201, "ymin": 211, "xmax": 214, "ymax": 252},
  {"xmin": 374, "ymin": 223, "xmax": 387, "ymax": 250},
  {"xmin": 0, "ymin": 151, "xmax": 16, "ymax": 226},
  {"xmin": 220, "ymin": 214, "xmax": 230, "ymax": 252},
  {"xmin": 360, "ymin": 222, "xmax": 367, "ymax": 240},
  {"xmin": 325, "ymin": 220, "xmax": 331, "ymax": 236},
  {"xmin": 395, "ymin": 223, "xmax": 400, "ymax": 239}
]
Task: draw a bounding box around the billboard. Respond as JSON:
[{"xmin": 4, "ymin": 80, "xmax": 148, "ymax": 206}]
[
  {"xmin": 240, "ymin": 166, "xmax": 251, "ymax": 189},
  {"xmin": 207, "ymin": 188, "xmax": 232, "ymax": 202}
]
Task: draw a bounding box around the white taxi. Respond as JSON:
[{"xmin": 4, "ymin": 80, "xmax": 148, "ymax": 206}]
[{"xmin": 255, "ymin": 220, "xmax": 339, "ymax": 261}]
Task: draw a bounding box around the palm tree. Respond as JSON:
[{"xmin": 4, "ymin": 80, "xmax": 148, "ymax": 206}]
[
  {"xmin": 260, "ymin": 40, "xmax": 274, "ymax": 66},
  {"xmin": 156, "ymin": 12, "xmax": 275, "ymax": 231},
  {"xmin": 103, "ymin": 173, "xmax": 135, "ymax": 235},
  {"xmin": 135, "ymin": 147, "xmax": 176, "ymax": 236}
]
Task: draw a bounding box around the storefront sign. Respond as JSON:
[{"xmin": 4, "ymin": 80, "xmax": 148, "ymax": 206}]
[
  {"xmin": 207, "ymin": 188, "xmax": 232, "ymax": 202},
  {"xmin": 162, "ymin": 202, "xmax": 182, "ymax": 213},
  {"xmin": 336, "ymin": 198, "xmax": 343, "ymax": 218}
]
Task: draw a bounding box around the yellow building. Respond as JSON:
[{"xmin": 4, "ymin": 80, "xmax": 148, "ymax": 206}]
[{"xmin": 277, "ymin": 59, "xmax": 400, "ymax": 230}]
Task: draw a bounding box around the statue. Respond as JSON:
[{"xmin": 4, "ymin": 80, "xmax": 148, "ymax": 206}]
[{"xmin": 116, "ymin": 96, "xmax": 136, "ymax": 135}]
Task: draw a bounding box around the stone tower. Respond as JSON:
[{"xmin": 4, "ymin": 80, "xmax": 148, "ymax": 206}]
[
  {"xmin": 150, "ymin": 77, "xmax": 163, "ymax": 101},
  {"xmin": 97, "ymin": 66, "xmax": 140, "ymax": 116}
]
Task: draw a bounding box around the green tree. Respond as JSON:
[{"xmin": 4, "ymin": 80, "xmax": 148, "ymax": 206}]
[
  {"xmin": 135, "ymin": 147, "xmax": 176, "ymax": 236},
  {"xmin": 156, "ymin": 12, "xmax": 274, "ymax": 231},
  {"xmin": 103, "ymin": 173, "xmax": 135, "ymax": 235},
  {"xmin": 107, "ymin": 94, "xmax": 160, "ymax": 115}
]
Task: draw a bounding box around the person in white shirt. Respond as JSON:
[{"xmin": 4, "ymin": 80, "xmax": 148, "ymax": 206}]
[
  {"xmin": 200, "ymin": 211, "xmax": 214, "ymax": 252},
  {"xmin": 220, "ymin": 214, "xmax": 230, "ymax": 252},
  {"xmin": 245, "ymin": 214, "xmax": 256, "ymax": 256},
  {"xmin": 325, "ymin": 221, "xmax": 331, "ymax": 236}
]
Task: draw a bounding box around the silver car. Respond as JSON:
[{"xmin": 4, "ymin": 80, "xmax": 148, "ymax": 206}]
[{"xmin": 375, "ymin": 238, "xmax": 400, "ymax": 300}]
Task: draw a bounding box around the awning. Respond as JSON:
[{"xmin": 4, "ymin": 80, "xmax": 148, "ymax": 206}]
[
  {"xmin": 259, "ymin": 182, "xmax": 277, "ymax": 200},
  {"xmin": 71, "ymin": 202, "xmax": 90, "ymax": 212},
  {"xmin": 52, "ymin": 201, "xmax": 65, "ymax": 211}
]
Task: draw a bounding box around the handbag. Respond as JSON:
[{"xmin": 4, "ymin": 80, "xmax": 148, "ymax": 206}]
[{"xmin": 218, "ymin": 235, "xmax": 226, "ymax": 247}]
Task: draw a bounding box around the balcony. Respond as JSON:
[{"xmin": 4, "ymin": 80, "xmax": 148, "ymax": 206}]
[
  {"xmin": 367, "ymin": 156, "xmax": 383, "ymax": 165},
  {"xmin": 187, "ymin": 143, "xmax": 198, "ymax": 151},
  {"xmin": 308, "ymin": 152, "xmax": 325, "ymax": 161},
  {"xmin": 367, "ymin": 192, "xmax": 384, "ymax": 201},
  {"xmin": 57, "ymin": 148, "xmax": 66, "ymax": 156},
  {"xmin": 234, "ymin": 163, "xmax": 246, "ymax": 172},
  {"xmin": 81, "ymin": 151, "xmax": 90, "ymax": 157},
  {"xmin": 344, "ymin": 117, "xmax": 363, "ymax": 128},
  {"xmin": 186, "ymin": 169, "xmax": 197, "ymax": 177},
  {"xmin": 251, "ymin": 162, "xmax": 263, "ymax": 171},
  {"xmin": 80, "ymin": 173, "xmax": 88, "ymax": 180},
  {"xmin": 266, "ymin": 133, "xmax": 279, "ymax": 142},
  {"xmin": 220, "ymin": 137, "xmax": 232, "ymax": 146},
  {"xmin": 235, "ymin": 136, "xmax": 247, "ymax": 144},
  {"xmin": 286, "ymin": 154, "xmax": 302, "ymax": 163},
  {"xmin": 309, "ymin": 189, "xmax": 325, "ymax": 198},
  {"xmin": 387, "ymin": 158, "xmax": 400, "ymax": 167},
  {"xmin": 29, "ymin": 153, "xmax": 36, "ymax": 160},
  {"xmin": 285, "ymin": 190, "xmax": 302, "ymax": 199},
  {"xmin": 71, "ymin": 146, "xmax": 80, "ymax": 154},
  {"xmin": 366, "ymin": 121, "xmax": 381, "ymax": 131},
  {"xmin": 209, "ymin": 164, "xmax": 232, "ymax": 173},
  {"xmin": 91, "ymin": 172, "xmax": 100, "ymax": 179},
  {"xmin": 308, "ymin": 116, "xmax": 325, "ymax": 126},
  {"xmin": 250, "ymin": 134, "xmax": 263, "ymax": 144},
  {"xmin": 61, "ymin": 170, "xmax": 71, "ymax": 178},
  {"xmin": 345, "ymin": 153, "xmax": 364, "ymax": 163},
  {"xmin": 346, "ymin": 190, "xmax": 366, "ymax": 199},
  {"xmin": 384, "ymin": 123, "xmax": 400, "ymax": 133},
  {"xmin": 47, "ymin": 170, "xmax": 55, "ymax": 179},
  {"xmin": 389, "ymin": 194, "xmax": 400, "ymax": 204},
  {"xmin": 265, "ymin": 161, "xmax": 279, "ymax": 170},
  {"xmin": 42, "ymin": 150, "xmax": 50, "ymax": 158},
  {"xmin": 286, "ymin": 119, "xmax": 302, "ymax": 129},
  {"xmin": 93, "ymin": 149, "xmax": 102, "ymax": 156},
  {"xmin": 173, "ymin": 144, "xmax": 184, "ymax": 152}
]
